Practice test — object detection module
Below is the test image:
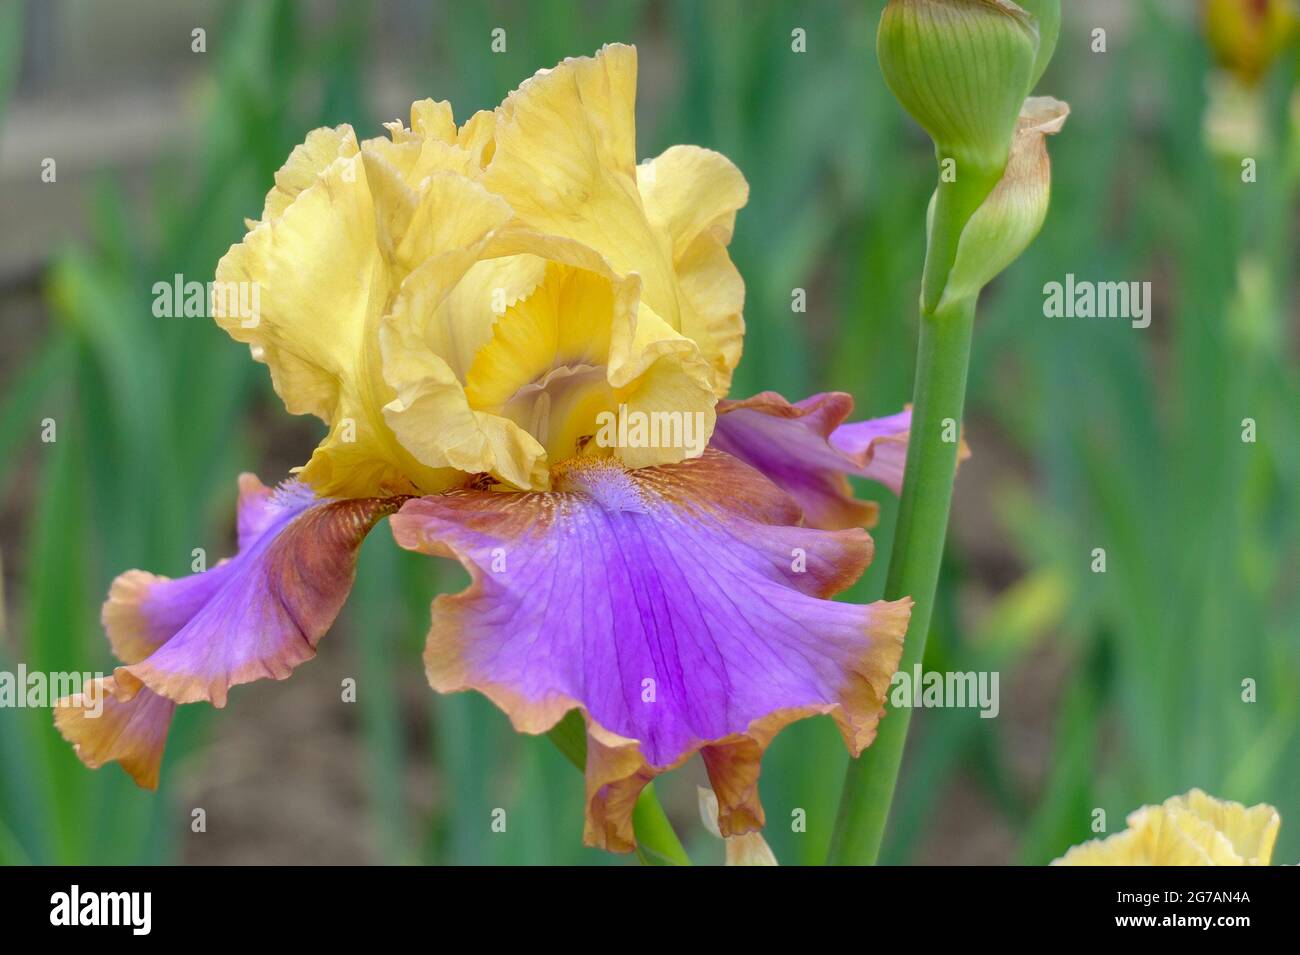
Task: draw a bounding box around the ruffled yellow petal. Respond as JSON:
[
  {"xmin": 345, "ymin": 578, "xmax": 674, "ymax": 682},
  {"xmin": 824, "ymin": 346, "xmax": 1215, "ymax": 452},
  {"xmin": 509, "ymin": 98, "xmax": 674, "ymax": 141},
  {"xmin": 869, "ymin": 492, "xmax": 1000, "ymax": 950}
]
[
  {"xmin": 1055, "ymin": 812, "xmax": 1240, "ymax": 866},
  {"xmin": 216, "ymin": 144, "xmax": 514, "ymax": 497},
  {"xmin": 254, "ymin": 124, "xmax": 359, "ymax": 226},
  {"xmin": 485, "ymin": 228, "xmax": 718, "ymax": 450},
  {"xmin": 383, "ymin": 224, "xmax": 716, "ymax": 489},
  {"xmin": 367, "ymin": 98, "xmax": 481, "ymax": 189},
  {"xmin": 1168, "ymin": 788, "xmax": 1280, "ymax": 864},
  {"xmin": 427, "ymin": 253, "xmax": 551, "ymax": 381},
  {"xmin": 482, "ymin": 44, "xmax": 640, "ymax": 222},
  {"xmin": 379, "ymin": 251, "xmax": 547, "ymax": 492},
  {"xmin": 221, "ymin": 45, "xmax": 746, "ymax": 498},
  {"xmin": 456, "ymin": 109, "xmax": 497, "ymax": 167},
  {"xmin": 638, "ymin": 146, "xmax": 749, "ymax": 387},
  {"xmin": 1053, "ymin": 789, "xmax": 1281, "ymax": 865},
  {"xmin": 378, "ymin": 230, "xmax": 549, "ymax": 491},
  {"xmin": 479, "ymin": 44, "xmax": 748, "ymax": 396},
  {"xmin": 384, "ymin": 98, "xmax": 457, "ymax": 145},
  {"xmin": 480, "ymin": 44, "xmax": 669, "ymax": 305},
  {"xmin": 463, "ymin": 264, "xmax": 621, "ymax": 445},
  {"xmin": 638, "ymin": 146, "xmax": 747, "ymax": 257},
  {"xmin": 217, "ymin": 152, "xmax": 375, "ymax": 424}
]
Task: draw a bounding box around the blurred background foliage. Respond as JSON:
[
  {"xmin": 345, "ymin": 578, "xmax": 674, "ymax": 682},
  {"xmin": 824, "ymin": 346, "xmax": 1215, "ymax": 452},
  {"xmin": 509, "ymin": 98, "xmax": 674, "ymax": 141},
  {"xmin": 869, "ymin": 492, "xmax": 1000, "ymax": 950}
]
[{"xmin": 0, "ymin": 0, "xmax": 1296, "ymax": 865}]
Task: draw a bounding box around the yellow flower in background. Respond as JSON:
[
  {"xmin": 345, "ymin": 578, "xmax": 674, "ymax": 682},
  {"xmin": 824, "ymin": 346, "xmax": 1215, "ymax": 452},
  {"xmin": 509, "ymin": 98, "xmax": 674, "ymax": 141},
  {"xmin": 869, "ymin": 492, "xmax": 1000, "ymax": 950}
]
[
  {"xmin": 216, "ymin": 43, "xmax": 745, "ymax": 497},
  {"xmin": 1202, "ymin": 1, "xmax": 1300, "ymax": 155},
  {"xmin": 1053, "ymin": 789, "xmax": 1281, "ymax": 865},
  {"xmin": 1204, "ymin": 0, "xmax": 1300, "ymax": 86}
]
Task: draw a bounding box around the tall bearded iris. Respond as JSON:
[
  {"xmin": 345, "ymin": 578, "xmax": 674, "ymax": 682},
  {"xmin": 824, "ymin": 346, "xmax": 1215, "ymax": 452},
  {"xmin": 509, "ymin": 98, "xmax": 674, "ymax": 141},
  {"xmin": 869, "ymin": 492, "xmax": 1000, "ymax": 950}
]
[{"xmin": 56, "ymin": 44, "xmax": 916, "ymax": 854}]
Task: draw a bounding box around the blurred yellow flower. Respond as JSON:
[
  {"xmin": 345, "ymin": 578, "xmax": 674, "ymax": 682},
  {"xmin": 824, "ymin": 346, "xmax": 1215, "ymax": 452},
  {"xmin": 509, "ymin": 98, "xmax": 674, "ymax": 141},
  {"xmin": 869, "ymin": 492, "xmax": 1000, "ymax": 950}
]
[
  {"xmin": 1053, "ymin": 789, "xmax": 1281, "ymax": 865},
  {"xmin": 215, "ymin": 44, "xmax": 746, "ymax": 497},
  {"xmin": 1204, "ymin": 0, "xmax": 1300, "ymax": 85}
]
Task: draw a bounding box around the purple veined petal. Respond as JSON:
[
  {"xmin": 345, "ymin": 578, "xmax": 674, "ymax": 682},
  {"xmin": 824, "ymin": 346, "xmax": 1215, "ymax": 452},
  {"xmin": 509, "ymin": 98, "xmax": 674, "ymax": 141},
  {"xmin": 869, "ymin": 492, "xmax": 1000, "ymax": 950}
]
[
  {"xmin": 830, "ymin": 408, "xmax": 914, "ymax": 495},
  {"xmin": 102, "ymin": 477, "xmax": 321, "ymax": 667},
  {"xmin": 118, "ymin": 476, "xmax": 401, "ymax": 707},
  {"xmin": 711, "ymin": 391, "xmax": 950, "ymax": 531},
  {"xmin": 60, "ymin": 474, "xmax": 400, "ymax": 789},
  {"xmin": 391, "ymin": 450, "xmax": 910, "ymax": 852}
]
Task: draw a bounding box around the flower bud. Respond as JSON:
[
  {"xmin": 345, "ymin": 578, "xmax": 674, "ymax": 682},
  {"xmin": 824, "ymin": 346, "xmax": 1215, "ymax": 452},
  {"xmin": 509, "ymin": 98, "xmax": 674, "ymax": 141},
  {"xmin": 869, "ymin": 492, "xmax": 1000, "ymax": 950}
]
[
  {"xmin": 1017, "ymin": 0, "xmax": 1061, "ymax": 88},
  {"xmin": 878, "ymin": 0, "xmax": 1040, "ymax": 182},
  {"xmin": 933, "ymin": 96, "xmax": 1069, "ymax": 312},
  {"xmin": 879, "ymin": 1, "xmax": 1059, "ymax": 313}
]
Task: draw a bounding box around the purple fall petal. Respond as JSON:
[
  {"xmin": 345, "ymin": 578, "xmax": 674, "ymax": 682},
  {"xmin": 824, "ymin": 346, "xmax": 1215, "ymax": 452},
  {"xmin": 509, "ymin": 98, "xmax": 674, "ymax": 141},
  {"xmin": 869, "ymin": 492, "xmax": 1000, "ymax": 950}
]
[
  {"xmin": 119, "ymin": 476, "xmax": 399, "ymax": 707},
  {"xmin": 391, "ymin": 450, "xmax": 909, "ymax": 852},
  {"xmin": 59, "ymin": 474, "xmax": 399, "ymax": 788},
  {"xmin": 711, "ymin": 391, "xmax": 914, "ymax": 530}
]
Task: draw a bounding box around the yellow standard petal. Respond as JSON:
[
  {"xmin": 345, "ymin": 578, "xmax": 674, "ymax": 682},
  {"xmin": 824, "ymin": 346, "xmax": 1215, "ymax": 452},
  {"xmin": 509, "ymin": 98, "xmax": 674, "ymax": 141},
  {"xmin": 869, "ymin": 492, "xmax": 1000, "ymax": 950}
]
[
  {"xmin": 479, "ymin": 44, "xmax": 749, "ymax": 396},
  {"xmin": 215, "ymin": 132, "xmax": 513, "ymax": 498},
  {"xmin": 638, "ymin": 145, "xmax": 749, "ymax": 386},
  {"xmin": 222, "ymin": 47, "xmax": 745, "ymax": 498},
  {"xmin": 253, "ymin": 124, "xmax": 359, "ymax": 226},
  {"xmin": 382, "ymin": 225, "xmax": 717, "ymax": 490}
]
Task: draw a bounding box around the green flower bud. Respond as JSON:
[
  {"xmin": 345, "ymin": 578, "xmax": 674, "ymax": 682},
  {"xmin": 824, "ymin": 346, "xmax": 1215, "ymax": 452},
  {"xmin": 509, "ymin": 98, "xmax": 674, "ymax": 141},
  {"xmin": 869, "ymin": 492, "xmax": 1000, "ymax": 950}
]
[
  {"xmin": 1017, "ymin": 0, "xmax": 1061, "ymax": 89},
  {"xmin": 932, "ymin": 96, "xmax": 1069, "ymax": 312},
  {"xmin": 878, "ymin": 0, "xmax": 1039, "ymax": 182},
  {"xmin": 878, "ymin": 0, "xmax": 1056, "ymax": 313}
]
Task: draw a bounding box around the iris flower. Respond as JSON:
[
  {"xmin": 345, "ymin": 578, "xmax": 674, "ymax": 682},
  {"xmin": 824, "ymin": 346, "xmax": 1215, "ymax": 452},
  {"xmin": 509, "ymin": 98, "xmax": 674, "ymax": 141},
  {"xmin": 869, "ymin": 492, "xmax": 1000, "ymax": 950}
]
[
  {"xmin": 56, "ymin": 44, "xmax": 915, "ymax": 853},
  {"xmin": 1053, "ymin": 790, "xmax": 1281, "ymax": 866}
]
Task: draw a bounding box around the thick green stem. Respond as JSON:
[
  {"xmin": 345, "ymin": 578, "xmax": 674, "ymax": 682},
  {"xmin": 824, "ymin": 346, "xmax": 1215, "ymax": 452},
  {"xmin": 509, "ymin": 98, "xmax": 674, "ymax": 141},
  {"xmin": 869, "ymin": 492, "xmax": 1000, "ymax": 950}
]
[
  {"xmin": 547, "ymin": 713, "xmax": 691, "ymax": 865},
  {"xmin": 826, "ymin": 293, "xmax": 976, "ymax": 865}
]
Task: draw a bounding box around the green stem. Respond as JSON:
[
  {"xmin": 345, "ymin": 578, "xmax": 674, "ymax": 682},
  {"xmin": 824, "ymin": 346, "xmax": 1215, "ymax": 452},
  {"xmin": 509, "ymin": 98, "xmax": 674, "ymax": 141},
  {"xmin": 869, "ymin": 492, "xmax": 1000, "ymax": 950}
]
[
  {"xmin": 547, "ymin": 713, "xmax": 691, "ymax": 865},
  {"xmin": 632, "ymin": 784, "xmax": 693, "ymax": 866},
  {"xmin": 922, "ymin": 168, "xmax": 998, "ymax": 314},
  {"xmin": 826, "ymin": 293, "xmax": 976, "ymax": 865}
]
